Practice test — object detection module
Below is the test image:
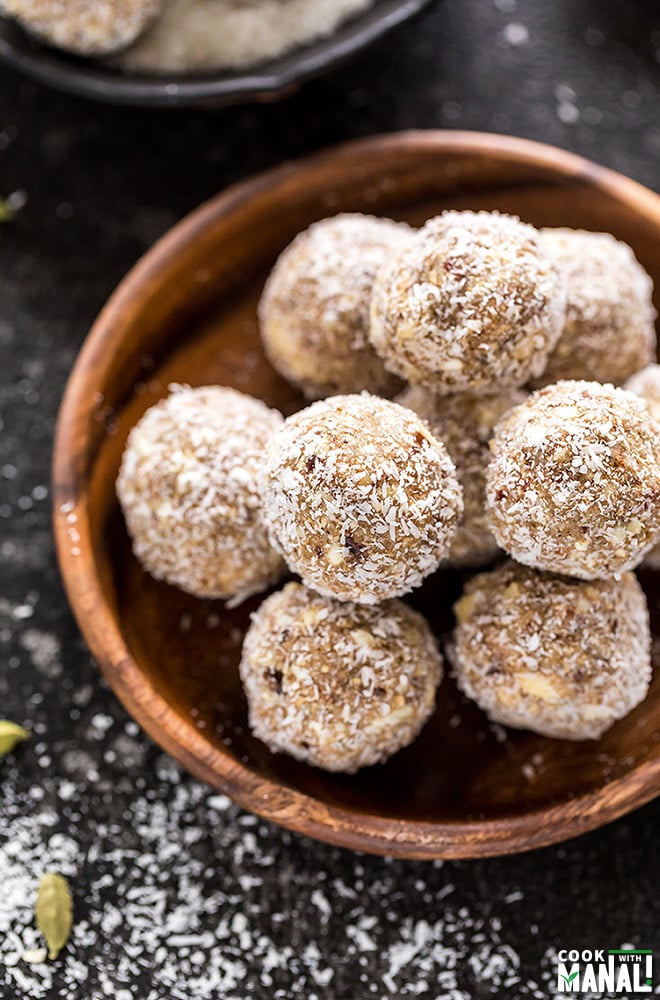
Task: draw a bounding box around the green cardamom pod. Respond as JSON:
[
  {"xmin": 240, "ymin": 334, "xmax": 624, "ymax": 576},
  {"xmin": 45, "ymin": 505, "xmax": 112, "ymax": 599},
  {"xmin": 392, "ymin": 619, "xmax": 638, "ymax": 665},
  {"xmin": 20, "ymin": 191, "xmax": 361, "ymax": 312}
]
[
  {"xmin": 0, "ymin": 721, "xmax": 29, "ymax": 758},
  {"xmin": 36, "ymin": 873, "xmax": 73, "ymax": 960}
]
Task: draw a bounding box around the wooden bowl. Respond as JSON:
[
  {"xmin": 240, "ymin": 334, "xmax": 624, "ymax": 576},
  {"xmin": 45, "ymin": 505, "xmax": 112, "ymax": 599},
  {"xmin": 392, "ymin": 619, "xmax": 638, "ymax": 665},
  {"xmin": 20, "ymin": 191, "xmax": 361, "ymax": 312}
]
[
  {"xmin": 53, "ymin": 131, "xmax": 660, "ymax": 859},
  {"xmin": 0, "ymin": 0, "xmax": 433, "ymax": 108}
]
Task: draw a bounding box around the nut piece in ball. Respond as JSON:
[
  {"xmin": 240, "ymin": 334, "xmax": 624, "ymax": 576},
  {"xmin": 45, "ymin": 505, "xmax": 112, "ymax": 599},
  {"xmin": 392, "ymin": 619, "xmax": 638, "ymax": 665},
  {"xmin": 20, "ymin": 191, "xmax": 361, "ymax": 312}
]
[
  {"xmin": 532, "ymin": 229, "xmax": 656, "ymax": 387},
  {"xmin": 452, "ymin": 561, "xmax": 651, "ymax": 740},
  {"xmin": 117, "ymin": 385, "xmax": 284, "ymax": 603},
  {"xmin": 240, "ymin": 582, "xmax": 443, "ymax": 772},
  {"xmin": 625, "ymin": 363, "xmax": 660, "ymax": 568},
  {"xmin": 1, "ymin": 0, "xmax": 163, "ymax": 55},
  {"xmin": 259, "ymin": 214, "xmax": 410, "ymax": 400},
  {"xmin": 369, "ymin": 210, "xmax": 566, "ymax": 394},
  {"xmin": 397, "ymin": 384, "xmax": 527, "ymax": 568},
  {"xmin": 262, "ymin": 393, "xmax": 463, "ymax": 603},
  {"xmin": 486, "ymin": 380, "xmax": 660, "ymax": 580}
]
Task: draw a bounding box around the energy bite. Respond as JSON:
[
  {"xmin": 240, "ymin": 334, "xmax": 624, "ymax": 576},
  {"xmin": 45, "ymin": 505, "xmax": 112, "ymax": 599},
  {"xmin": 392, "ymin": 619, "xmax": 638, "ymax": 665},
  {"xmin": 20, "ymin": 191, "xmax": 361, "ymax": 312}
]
[
  {"xmin": 397, "ymin": 384, "xmax": 527, "ymax": 568},
  {"xmin": 532, "ymin": 229, "xmax": 656, "ymax": 386},
  {"xmin": 625, "ymin": 363, "xmax": 660, "ymax": 424},
  {"xmin": 117, "ymin": 385, "xmax": 284, "ymax": 604},
  {"xmin": 259, "ymin": 214, "xmax": 409, "ymax": 400},
  {"xmin": 240, "ymin": 582, "xmax": 443, "ymax": 771},
  {"xmin": 625, "ymin": 364, "xmax": 660, "ymax": 568},
  {"xmin": 369, "ymin": 210, "xmax": 566, "ymax": 394},
  {"xmin": 1, "ymin": 0, "xmax": 162, "ymax": 55},
  {"xmin": 486, "ymin": 380, "xmax": 660, "ymax": 580},
  {"xmin": 452, "ymin": 561, "xmax": 652, "ymax": 740},
  {"xmin": 262, "ymin": 393, "xmax": 463, "ymax": 603}
]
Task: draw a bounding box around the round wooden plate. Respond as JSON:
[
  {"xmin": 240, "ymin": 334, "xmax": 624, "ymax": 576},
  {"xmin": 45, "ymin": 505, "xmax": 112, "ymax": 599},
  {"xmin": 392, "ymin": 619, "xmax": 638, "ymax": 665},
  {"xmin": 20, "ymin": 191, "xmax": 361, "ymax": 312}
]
[{"xmin": 53, "ymin": 131, "xmax": 660, "ymax": 859}]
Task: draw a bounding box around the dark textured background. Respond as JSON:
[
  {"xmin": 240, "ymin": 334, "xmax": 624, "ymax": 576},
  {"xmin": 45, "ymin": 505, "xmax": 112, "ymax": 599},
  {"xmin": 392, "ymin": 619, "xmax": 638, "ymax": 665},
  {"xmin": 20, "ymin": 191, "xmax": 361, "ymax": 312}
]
[{"xmin": 0, "ymin": 1, "xmax": 659, "ymax": 997}]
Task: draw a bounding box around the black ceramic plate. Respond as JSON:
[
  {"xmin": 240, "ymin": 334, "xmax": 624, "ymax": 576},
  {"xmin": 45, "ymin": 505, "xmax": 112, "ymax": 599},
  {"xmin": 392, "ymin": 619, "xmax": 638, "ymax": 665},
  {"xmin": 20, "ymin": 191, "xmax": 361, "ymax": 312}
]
[{"xmin": 0, "ymin": 0, "xmax": 434, "ymax": 108}]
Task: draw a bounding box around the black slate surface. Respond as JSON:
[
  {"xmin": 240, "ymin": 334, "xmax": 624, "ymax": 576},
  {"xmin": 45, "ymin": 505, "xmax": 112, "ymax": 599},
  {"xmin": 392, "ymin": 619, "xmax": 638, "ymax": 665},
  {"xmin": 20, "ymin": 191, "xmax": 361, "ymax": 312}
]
[{"xmin": 0, "ymin": 1, "xmax": 659, "ymax": 997}]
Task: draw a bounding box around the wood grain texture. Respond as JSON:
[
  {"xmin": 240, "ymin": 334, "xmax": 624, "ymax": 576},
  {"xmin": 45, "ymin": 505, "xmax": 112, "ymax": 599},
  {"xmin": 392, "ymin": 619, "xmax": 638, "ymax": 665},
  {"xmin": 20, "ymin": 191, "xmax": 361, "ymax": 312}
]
[{"xmin": 53, "ymin": 131, "xmax": 660, "ymax": 859}]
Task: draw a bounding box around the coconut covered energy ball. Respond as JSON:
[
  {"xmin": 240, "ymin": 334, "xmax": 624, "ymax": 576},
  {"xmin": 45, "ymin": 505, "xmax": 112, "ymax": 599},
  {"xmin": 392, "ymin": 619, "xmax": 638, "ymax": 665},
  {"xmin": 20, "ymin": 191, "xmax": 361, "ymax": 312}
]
[
  {"xmin": 532, "ymin": 229, "xmax": 656, "ymax": 386},
  {"xmin": 117, "ymin": 385, "xmax": 284, "ymax": 604},
  {"xmin": 625, "ymin": 364, "xmax": 660, "ymax": 568},
  {"xmin": 0, "ymin": 0, "xmax": 162, "ymax": 55},
  {"xmin": 486, "ymin": 380, "xmax": 660, "ymax": 580},
  {"xmin": 397, "ymin": 384, "xmax": 527, "ymax": 568},
  {"xmin": 452, "ymin": 561, "xmax": 651, "ymax": 740},
  {"xmin": 625, "ymin": 363, "xmax": 660, "ymax": 423},
  {"xmin": 259, "ymin": 214, "xmax": 409, "ymax": 400},
  {"xmin": 262, "ymin": 393, "xmax": 463, "ymax": 603},
  {"xmin": 240, "ymin": 582, "xmax": 443, "ymax": 772},
  {"xmin": 369, "ymin": 211, "xmax": 566, "ymax": 394}
]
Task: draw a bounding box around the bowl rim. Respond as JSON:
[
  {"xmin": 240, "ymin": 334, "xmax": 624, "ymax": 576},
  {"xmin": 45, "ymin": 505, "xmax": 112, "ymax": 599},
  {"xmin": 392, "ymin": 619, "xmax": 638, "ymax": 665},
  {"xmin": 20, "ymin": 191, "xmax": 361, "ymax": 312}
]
[
  {"xmin": 0, "ymin": 0, "xmax": 433, "ymax": 108},
  {"xmin": 53, "ymin": 130, "xmax": 660, "ymax": 859}
]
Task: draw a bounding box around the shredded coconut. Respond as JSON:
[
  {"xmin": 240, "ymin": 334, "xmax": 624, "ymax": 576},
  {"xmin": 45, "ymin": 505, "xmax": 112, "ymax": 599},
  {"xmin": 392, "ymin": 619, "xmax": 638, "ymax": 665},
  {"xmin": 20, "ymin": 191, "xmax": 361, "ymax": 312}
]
[
  {"xmin": 116, "ymin": 384, "xmax": 285, "ymax": 603},
  {"xmin": 0, "ymin": 0, "xmax": 162, "ymax": 55},
  {"xmin": 533, "ymin": 228, "xmax": 656, "ymax": 386},
  {"xmin": 116, "ymin": 0, "xmax": 376, "ymax": 74},
  {"xmin": 262, "ymin": 393, "xmax": 463, "ymax": 604},
  {"xmin": 625, "ymin": 364, "xmax": 660, "ymax": 568},
  {"xmin": 240, "ymin": 581, "xmax": 442, "ymax": 771},
  {"xmin": 451, "ymin": 561, "xmax": 651, "ymax": 740},
  {"xmin": 369, "ymin": 210, "xmax": 566, "ymax": 394},
  {"xmin": 486, "ymin": 380, "xmax": 660, "ymax": 579},
  {"xmin": 397, "ymin": 383, "xmax": 527, "ymax": 568},
  {"xmin": 259, "ymin": 214, "xmax": 409, "ymax": 400},
  {"xmin": 625, "ymin": 362, "xmax": 660, "ymax": 424}
]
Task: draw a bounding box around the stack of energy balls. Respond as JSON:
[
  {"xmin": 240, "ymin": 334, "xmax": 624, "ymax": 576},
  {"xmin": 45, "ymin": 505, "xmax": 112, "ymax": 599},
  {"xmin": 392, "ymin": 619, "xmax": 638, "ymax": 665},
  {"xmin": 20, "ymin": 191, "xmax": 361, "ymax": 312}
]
[{"xmin": 117, "ymin": 210, "xmax": 660, "ymax": 773}]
